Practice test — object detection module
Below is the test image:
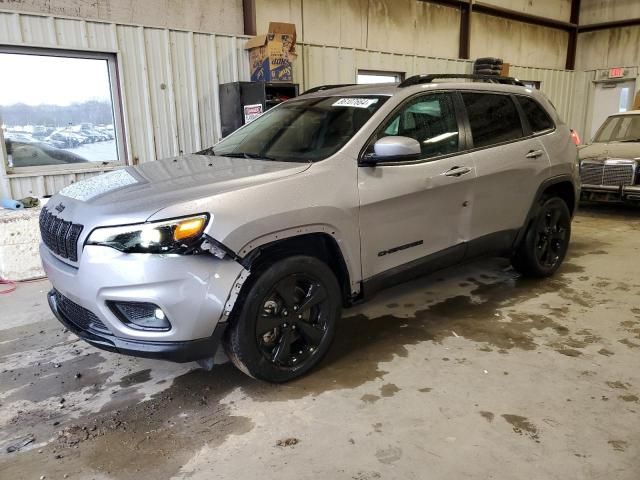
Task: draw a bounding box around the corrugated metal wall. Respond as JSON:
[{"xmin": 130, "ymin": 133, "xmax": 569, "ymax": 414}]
[
  {"xmin": 0, "ymin": 10, "xmax": 250, "ymax": 198},
  {"xmin": 1, "ymin": 10, "xmax": 590, "ymax": 197}
]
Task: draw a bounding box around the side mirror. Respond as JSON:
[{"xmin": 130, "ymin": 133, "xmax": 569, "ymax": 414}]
[{"xmin": 361, "ymin": 136, "xmax": 421, "ymax": 165}]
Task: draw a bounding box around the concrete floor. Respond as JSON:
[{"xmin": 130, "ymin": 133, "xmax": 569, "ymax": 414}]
[{"xmin": 1, "ymin": 205, "xmax": 639, "ymax": 480}]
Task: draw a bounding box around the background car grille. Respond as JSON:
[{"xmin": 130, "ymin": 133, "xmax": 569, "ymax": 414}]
[
  {"xmin": 602, "ymin": 164, "xmax": 635, "ymax": 186},
  {"xmin": 580, "ymin": 164, "xmax": 604, "ymax": 185},
  {"xmin": 39, "ymin": 207, "xmax": 84, "ymax": 261},
  {"xmin": 580, "ymin": 163, "xmax": 636, "ymax": 186},
  {"xmin": 54, "ymin": 289, "xmax": 109, "ymax": 333}
]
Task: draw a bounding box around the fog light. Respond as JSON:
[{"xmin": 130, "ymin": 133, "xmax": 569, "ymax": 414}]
[{"xmin": 108, "ymin": 301, "xmax": 171, "ymax": 331}]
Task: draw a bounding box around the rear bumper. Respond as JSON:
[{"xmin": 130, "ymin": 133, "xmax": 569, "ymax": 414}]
[
  {"xmin": 48, "ymin": 289, "xmax": 227, "ymax": 362},
  {"xmin": 581, "ymin": 184, "xmax": 640, "ymax": 202}
]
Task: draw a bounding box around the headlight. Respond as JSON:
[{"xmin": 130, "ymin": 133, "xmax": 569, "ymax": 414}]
[{"xmin": 86, "ymin": 214, "xmax": 208, "ymax": 254}]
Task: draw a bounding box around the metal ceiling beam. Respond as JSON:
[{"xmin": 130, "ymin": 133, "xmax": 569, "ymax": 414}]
[
  {"xmin": 578, "ymin": 18, "xmax": 640, "ymax": 33},
  {"xmin": 419, "ymin": 0, "xmax": 576, "ymax": 31},
  {"xmin": 242, "ymin": 0, "xmax": 256, "ymax": 36},
  {"xmin": 459, "ymin": 0, "xmax": 471, "ymax": 59},
  {"xmin": 566, "ymin": 0, "xmax": 581, "ymax": 70}
]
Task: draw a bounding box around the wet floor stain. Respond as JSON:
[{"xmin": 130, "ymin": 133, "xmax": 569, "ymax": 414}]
[
  {"xmin": 598, "ymin": 348, "xmax": 615, "ymax": 356},
  {"xmin": 555, "ymin": 348, "xmax": 582, "ymax": 357},
  {"xmin": 418, "ymin": 387, "xmax": 432, "ymax": 393},
  {"xmin": 619, "ymin": 339, "xmax": 640, "ymax": 349},
  {"xmin": 118, "ymin": 369, "xmax": 152, "ymax": 388},
  {"xmin": 379, "ymin": 383, "xmax": 400, "ymax": 398},
  {"xmin": 608, "ymin": 440, "xmax": 628, "ymax": 452},
  {"xmin": 479, "ymin": 411, "xmax": 494, "ymax": 422},
  {"xmin": 619, "ymin": 394, "xmax": 639, "ymax": 403},
  {"xmin": 501, "ymin": 414, "xmax": 540, "ymax": 442},
  {"xmin": 606, "ymin": 381, "xmax": 630, "ymax": 390},
  {"xmin": 361, "ymin": 394, "xmax": 380, "ymax": 404},
  {"xmin": 375, "ymin": 446, "xmax": 402, "ymax": 464}
]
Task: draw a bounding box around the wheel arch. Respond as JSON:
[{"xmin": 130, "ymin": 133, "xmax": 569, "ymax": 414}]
[
  {"xmin": 513, "ymin": 175, "xmax": 578, "ymax": 250},
  {"xmin": 238, "ymin": 230, "xmax": 358, "ymax": 306}
]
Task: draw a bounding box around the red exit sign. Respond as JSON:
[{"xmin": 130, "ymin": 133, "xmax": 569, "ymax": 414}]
[{"xmin": 609, "ymin": 67, "xmax": 625, "ymax": 78}]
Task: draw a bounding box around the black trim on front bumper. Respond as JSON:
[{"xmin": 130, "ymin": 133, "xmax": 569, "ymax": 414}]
[{"xmin": 48, "ymin": 290, "xmax": 226, "ymax": 363}]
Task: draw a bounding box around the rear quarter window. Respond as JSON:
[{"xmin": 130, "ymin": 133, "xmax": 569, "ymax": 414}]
[
  {"xmin": 516, "ymin": 96, "xmax": 555, "ymax": 133},
  {"xmin": 461, "ymin": 93, "xmax": 523, "ymax": 149}
]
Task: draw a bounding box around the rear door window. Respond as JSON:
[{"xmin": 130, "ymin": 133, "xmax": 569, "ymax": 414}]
[
  {"xmin": 461, "ymin": 93, "xmax": 523, "ymax": 148},
  {"xmin": 516, "ymin": 96, "xmax": 554, "ymax": 133}
]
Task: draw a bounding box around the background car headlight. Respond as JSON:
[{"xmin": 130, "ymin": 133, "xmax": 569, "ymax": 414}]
[{"xmin": 86, "ymin": 214, "xmax": 208, "ymax": 253}]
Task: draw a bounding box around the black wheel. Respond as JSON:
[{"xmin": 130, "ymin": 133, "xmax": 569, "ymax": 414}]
[
  {"xmin": 512, "ymin": 197, "xmax": 571, "ymax": 277},
  {"xmin": 224, "ymin": 255, "xmax": 341, "ymax": 382}
]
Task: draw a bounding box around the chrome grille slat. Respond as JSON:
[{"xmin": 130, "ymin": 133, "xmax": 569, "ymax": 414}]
[
  {"xmin": 602, "ymin": 165, "xmax": 634, "ymax": 186},
  {"xmin": 39, "ymin": 207, "xmax": 84, "ymax": 262},
  {"xmin": 580, "ymin": 163, "xmax": 604, "ymax": 185}
]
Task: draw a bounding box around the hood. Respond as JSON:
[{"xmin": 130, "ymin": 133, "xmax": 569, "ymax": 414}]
[
  {"xmin": 51, "ymin": 154, "xmax": 310, "ymax": 226},
  {"xmin": 579, "ymin": 142, "xmax": 640, "ymax": 161}
]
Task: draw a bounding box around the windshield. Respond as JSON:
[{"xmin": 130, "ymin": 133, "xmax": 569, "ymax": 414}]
[
  {"xmin": 208, "ymin": 95, "xmax": 388, "ymax": 162},
  {"xmin": 593, "ymin": 115, "xmax": 640, "ymax": 143}
]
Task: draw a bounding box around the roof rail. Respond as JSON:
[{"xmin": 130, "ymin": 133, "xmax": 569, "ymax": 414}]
[
  {"xmin": 398, "ymin": 74, "xmax": 525, "ymax": 88},
  {"xmin": 301, "ymin": 84, "xmax": 357, "ymax": 95}
]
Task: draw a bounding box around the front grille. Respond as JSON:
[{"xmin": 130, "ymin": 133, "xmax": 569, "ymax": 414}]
[
  {"xmin": 54, "ymin": 289, "xmax": 109, "ymax": 334},
  {"xmin": 580, "ymin": 162, "xmax": 636, "ymax": 187},
  {"xmin": 39, "ymin": 208, "xmax": 84, "ymax": 261},
  {"xmin": 580, "ymin": 163, "xmax": 604, "ymax": 185},
  {"xmin": 602, "ymin": 164, "xmax": 634, "ymax": 186}
]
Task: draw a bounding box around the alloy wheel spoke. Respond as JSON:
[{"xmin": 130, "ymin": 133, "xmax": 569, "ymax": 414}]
[
  {"xmin": 295, "ymin": 320, "xmax": 324, "ymax": 346},
  {"xmin": 274, "ymin": 277, "xmax": 299, "ymax": 309},
  {"xmin": 298, "ymin": 283, "xmax": 327, "ymax": 313},
  {"xmin": 272, "ymin": 328, "xmax": 293, "ymax": 364},
  {"xmin": 258, "ymin": 313, "xmax": 284, "ymax": 336}
]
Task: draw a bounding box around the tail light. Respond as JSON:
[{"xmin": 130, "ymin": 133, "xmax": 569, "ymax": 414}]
[{"xmin": 570, "ymin": 129, "xmax": 581, "ymax": 146}]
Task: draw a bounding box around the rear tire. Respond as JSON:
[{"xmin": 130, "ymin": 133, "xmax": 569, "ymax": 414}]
[
  {"xmin": 512, "ymin": 197, "xmax": 571, "ymax": 278},
  {"xmin": 224, "ymin": 255, "xmax": 341, "ymax": 382}
]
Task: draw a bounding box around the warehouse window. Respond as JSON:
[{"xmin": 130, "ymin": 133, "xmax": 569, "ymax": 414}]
[
  {"xmin": 0, "ymin": 47, "xmax": 124, "ymax": 171},
  {"xmin": 357, "ymin": 70, "xmax": 404, "ymax": 84}
]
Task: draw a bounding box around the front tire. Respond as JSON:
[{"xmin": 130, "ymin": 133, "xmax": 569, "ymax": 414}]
[
  {"xmin": 512, "ymin": 197, "xmax": 571, "ymax": 278},
  {"xmin": 224, "ymin": 255, "xmax": 341, "ymax": 382}
]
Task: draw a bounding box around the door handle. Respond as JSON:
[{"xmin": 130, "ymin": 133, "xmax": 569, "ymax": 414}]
[
  {"xmin": 443, "ymin": 166, "xmax": 472, "ymax": 177},
  {"xmin": 526, "ymin": 149, "xmax": 544, "ymax": 159}
]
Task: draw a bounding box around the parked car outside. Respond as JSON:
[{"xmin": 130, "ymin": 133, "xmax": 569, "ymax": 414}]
[
  {"xmin": 579, "ymin": 110, "xmax": 640, "ymax": 204},
  {"xmin": 40, "ymin": 76, "xmax": 579, "ymax": 382},
  {"xmin": 45, "ymin": 131, "xmax": 81, "ymax": 149}
]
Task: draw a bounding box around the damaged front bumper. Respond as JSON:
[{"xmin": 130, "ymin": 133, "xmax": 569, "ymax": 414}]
[{"xmin": 41, "ymin": 243, "xmax": 248, "ymax": 362}]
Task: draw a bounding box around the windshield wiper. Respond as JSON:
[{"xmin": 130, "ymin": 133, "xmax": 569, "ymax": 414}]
[{"xmin": 215, "ymin": 151, "xmax": 279, "ymax": 161}]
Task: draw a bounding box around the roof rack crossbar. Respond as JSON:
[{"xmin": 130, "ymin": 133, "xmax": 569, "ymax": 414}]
[
  {"xmin": 398, "ymin": 74, "xmax": 524, "ymax": 88},
  {"xmin": 301, "ymin": 84, "xmax": 357, "ymax": 95}
]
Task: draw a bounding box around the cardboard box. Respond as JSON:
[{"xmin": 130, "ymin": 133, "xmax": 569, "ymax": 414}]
[
  {"xmin": 500, "ymin": 63, "xmax": 510, "ymax": 77},
  {"xmin": 245, "ymin": 22, "xmax": 297, "ymax": 82},
  {"xmin": 633, "ymin": 91, "xmax": 640, "ymax": 111}
]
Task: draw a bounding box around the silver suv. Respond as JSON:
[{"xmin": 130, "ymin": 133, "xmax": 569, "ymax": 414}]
[{"xmin": 40, "ymin": 75, "xmax": 580, "ymax": 382}]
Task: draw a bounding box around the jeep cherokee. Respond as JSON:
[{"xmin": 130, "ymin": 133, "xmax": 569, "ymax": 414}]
[{"xmin": 40, "ymin": 74, "xmax": 580, "ymax": 382}]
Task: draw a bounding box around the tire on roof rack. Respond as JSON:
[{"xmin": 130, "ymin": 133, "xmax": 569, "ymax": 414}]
[
  {"xmin": 474, "ymin": 57, "xmax": 503, "ymax": 65},
  {"xmin": 474, "ymin": 69, "xmax": 502, "ymax": 75},
  {"xmin": 473, "ymin": 63, "xmax": 503, "ymax": 70}
]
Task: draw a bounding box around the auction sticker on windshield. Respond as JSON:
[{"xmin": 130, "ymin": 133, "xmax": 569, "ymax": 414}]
[{"xmin": 332, "ymin": 98, "xmax": 379, "ymax": 108}]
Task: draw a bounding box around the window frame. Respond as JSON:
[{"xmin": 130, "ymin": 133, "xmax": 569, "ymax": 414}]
[
  {"xmin": 0, "ymin": 45, "xmax": 127, "ymax": 175},
  {"xmin": 512, "ymin": 94, "xmax": 556, "ymax": 138},
  {"xmin": 358, "ymin": 90, "xmax": 471, "ymax": 167}
]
